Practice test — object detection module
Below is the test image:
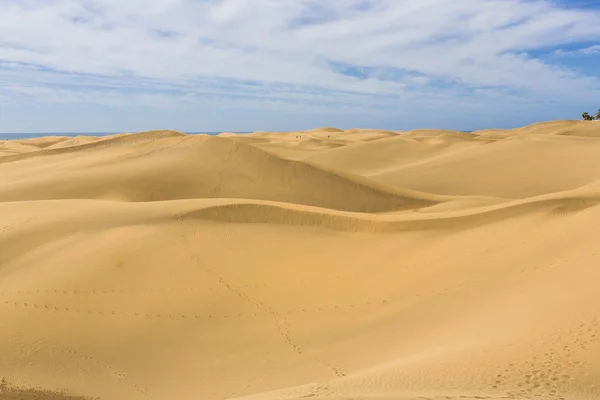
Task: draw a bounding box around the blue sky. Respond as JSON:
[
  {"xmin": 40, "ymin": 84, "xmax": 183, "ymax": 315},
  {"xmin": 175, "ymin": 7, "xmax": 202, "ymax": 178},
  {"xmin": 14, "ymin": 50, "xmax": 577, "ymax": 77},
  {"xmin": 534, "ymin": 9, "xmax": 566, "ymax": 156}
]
[{"xmin": 1, "ymin": 0, "xmax": 600, "ymax": 133}]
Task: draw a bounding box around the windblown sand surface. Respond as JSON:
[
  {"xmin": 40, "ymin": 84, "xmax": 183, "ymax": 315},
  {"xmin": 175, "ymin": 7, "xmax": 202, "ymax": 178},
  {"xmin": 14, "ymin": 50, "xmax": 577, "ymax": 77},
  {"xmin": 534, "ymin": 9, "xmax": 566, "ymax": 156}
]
[{"xmin": 1, "ymin": 120, "xmax": 600, "ymax": 400}]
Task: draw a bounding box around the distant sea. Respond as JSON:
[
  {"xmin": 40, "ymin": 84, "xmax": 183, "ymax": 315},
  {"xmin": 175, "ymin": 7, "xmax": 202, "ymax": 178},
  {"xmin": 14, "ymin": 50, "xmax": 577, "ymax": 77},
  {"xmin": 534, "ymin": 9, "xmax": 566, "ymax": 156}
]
[
  {"xmin": 3, "ymin": 130, "xmax": 473, "ymax": 140},
  {"xmin": 1, "ymin": 132, "xmax": 251, "ymax": 140}
]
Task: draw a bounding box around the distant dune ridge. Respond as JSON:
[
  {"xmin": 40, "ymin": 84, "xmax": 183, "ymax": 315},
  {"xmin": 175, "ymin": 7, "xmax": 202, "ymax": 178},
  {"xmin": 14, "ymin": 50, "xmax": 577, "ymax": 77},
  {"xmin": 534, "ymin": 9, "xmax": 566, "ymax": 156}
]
[{"xmin": 1, "ymin": 120, "xmax": 600, "ymax": 400}]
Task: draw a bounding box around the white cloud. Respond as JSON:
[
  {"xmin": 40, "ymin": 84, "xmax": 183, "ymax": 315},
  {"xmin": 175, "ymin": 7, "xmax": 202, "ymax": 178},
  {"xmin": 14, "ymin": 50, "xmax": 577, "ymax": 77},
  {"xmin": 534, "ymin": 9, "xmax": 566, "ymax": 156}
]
[
  {"xmin": 582, "ymin": 45, "xmax": 600, "ymax": 54},
  {"xmin": 555, "ymin": 44, "xmax": 600, "ymax": 55},
  {"xmin": 1, "ymin": 0, "xmax": 600, "ymax": 109}
]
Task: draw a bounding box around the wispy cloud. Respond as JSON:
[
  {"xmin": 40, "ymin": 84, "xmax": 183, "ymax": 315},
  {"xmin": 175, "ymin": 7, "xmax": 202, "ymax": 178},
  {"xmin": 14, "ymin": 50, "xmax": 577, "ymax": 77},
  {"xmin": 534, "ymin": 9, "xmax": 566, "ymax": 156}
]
[
  {"xmin": 555, "ymin": 44, "xmax": 600, "ymax": 55},
  {"xmin": 1, "ymin": 0, "xmax": 600, "ymax": 130}
]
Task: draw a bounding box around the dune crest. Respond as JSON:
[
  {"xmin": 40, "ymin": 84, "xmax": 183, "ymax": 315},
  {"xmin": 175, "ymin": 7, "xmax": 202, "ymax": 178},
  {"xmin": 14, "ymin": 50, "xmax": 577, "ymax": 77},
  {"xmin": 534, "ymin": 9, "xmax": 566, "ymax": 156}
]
[{"xmin": 1, "ymin": 120, "xmax": 600, "ymax": 400}]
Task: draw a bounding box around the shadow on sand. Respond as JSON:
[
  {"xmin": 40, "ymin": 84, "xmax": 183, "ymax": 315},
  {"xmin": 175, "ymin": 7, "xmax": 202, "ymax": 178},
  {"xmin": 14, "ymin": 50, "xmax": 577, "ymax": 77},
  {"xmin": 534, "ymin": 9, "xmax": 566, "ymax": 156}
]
[{"xmin": 0, "ymin": 381, "xmax": 96, "ymax": 400}]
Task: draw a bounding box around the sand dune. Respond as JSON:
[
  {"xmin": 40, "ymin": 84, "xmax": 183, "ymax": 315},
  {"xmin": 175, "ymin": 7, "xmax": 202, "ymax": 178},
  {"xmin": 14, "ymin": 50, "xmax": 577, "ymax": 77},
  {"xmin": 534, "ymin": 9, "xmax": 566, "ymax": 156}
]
[
  {"xmin": 1, "ymin": 120, "xmax": 600, "ymax": 400},
  {"xmin": 0, "ymin": 134, "xmax": 443, "ymax": 211}
]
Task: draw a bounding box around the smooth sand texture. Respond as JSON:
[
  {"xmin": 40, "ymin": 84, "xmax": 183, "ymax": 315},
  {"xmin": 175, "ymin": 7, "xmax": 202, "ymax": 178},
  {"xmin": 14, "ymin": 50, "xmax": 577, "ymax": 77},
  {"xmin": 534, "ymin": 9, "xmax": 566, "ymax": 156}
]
[{"xmin": 1, "ymin": 120, "xmax": 599, "ymax": 400}]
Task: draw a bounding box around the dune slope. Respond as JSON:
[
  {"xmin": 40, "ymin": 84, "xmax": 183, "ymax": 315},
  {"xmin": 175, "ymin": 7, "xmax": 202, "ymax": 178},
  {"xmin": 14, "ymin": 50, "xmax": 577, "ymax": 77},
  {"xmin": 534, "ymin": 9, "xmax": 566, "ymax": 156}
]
[
  {"xmin": 1, "ymin": 120, "xmax": 600, "ymax": 400},
  {"xmin": 0, "ymin": 133, "xmax": 441, "ymax": 212}
]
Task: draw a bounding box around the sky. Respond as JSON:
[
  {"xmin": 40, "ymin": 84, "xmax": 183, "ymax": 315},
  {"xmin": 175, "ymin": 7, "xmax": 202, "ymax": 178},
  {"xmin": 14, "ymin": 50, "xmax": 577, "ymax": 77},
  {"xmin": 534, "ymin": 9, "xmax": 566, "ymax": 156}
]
[{"xmin": 1, "ymin": 0, "xmax": 600, "ymax": 133}]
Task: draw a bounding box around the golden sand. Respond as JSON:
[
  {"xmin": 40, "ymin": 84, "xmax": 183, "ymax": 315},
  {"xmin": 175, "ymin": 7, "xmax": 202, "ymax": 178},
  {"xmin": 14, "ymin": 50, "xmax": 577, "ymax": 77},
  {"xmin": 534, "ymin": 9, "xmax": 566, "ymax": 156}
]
[{"xmin": 1, "ymin": 120, "xmax": 599, "ymax": 400}]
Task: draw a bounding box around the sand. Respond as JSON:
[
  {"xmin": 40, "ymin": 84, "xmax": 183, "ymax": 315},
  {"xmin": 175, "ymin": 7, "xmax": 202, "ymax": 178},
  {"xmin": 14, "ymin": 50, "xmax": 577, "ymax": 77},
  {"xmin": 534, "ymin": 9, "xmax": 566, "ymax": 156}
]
[{"xmin": 1, "ymin": 120, "xmax": 599, "ymax": 400}]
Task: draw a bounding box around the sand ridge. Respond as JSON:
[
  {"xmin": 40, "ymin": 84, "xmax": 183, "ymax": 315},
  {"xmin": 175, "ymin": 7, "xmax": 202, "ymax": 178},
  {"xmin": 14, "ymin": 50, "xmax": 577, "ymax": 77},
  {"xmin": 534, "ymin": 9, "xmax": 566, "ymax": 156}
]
[{"xmin": 1, "ymin": 120, "xmax": 600, "ymax": 400}]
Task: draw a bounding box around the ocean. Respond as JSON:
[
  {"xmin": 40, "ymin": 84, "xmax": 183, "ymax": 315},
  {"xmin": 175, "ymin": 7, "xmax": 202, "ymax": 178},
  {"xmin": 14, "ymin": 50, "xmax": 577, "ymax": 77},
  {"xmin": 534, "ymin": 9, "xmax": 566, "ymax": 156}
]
[
  {"xmin": 2, "ymin": 131, "xmax": 473, "ymax": 140},
  {"xmin": 1, "ymin": 132, "xmax": 250, "ymax": 140}
]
